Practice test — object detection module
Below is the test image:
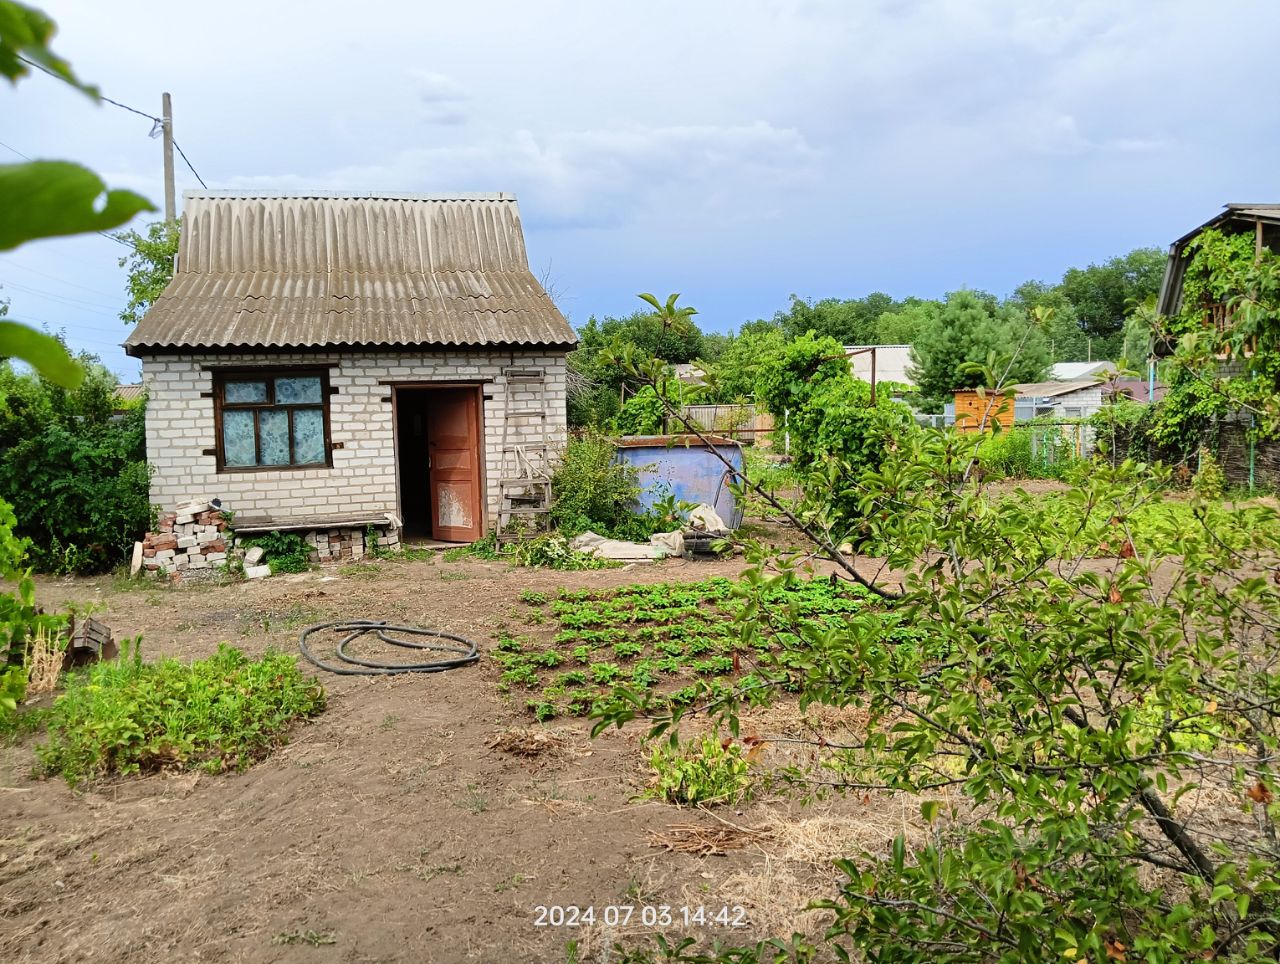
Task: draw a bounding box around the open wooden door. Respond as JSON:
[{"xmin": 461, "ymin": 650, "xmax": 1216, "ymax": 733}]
[{"xmin": 427, "ymin": 388, "xmax": 483, "ymax": 542}]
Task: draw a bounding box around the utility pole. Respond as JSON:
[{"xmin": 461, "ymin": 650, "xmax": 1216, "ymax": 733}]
[{"xmin": 162, "ymin": 92, "xmax": 175, "ymax": 221}]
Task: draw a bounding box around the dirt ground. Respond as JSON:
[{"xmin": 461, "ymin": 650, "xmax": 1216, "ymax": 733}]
[{"xmin": 1, "ymin": 543, "xmax": 913, "ymax": 964}]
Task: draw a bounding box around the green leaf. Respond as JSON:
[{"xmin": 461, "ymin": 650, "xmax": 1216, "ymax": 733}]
[
  {"xmin": 921, "ymin": 800, "xmax": 941, "ymax": 824},
  {"xmin": 0, "ymin": 0, "xmax": 95, "ymax": 94},
  {"xmin": 0, "ymin": 320, "xmax": 82, "ymax": 386},
  {"xmin": 0, "ymin": 160, "xmax": 155, "ymax": 250}
]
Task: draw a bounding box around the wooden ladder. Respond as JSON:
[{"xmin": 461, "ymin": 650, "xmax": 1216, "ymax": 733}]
[{"xmin": 496, "ymin": 367, "xmax": 551, "ymax": 547}]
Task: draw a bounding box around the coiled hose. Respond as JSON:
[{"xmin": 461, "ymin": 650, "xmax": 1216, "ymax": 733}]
[{"xmin": 299, "ymin": 620, "xmax": 480, "ymax": 676}]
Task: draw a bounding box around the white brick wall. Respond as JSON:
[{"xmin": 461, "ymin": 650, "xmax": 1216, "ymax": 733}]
[{"xmin": 139, "ymin": 349, "xmax": 569, "ymax": 529}]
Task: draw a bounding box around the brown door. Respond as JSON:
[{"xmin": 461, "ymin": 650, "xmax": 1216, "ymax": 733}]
[{"xmin": 427, "ymin": 388, "xmax": 483, "ymax": 542}]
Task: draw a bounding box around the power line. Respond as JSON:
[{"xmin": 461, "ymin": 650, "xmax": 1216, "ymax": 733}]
[
  {"xmin": 172, "ymin": 140, "xmax": 207, "ymax": 189},
  {"xmin": 14, "ymin": 54, "xmax": 209, "ymax": 189},
  {"xmin": 0, "ymin": 138, "xmax": 32, "ymax": 160},
  {"xmin": 0, "ymin": 258, "xmax": 122, "ymax": 298},
  {"xmin": 0, "ymin": 278, "xmax": 120, "ymax": 312}
]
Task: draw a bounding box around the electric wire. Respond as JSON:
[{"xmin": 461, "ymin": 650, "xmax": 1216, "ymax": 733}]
[{"xmin": 14, "ymin": 54, "xmax": 209, "ymax": 188}]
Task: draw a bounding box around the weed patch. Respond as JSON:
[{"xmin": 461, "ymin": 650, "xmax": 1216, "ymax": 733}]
[
  {"xmin": 37, "ymin": 642, "xmax": 325, "ymax": 785},
  {"xmin": 647, "ymin": 733, "xmax": 755, "ymax": 806}
]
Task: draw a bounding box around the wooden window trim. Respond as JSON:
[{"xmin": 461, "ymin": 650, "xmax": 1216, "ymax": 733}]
[{"xmin": 212, "ymin": 367, "xmax": 333, "ymax": 472}]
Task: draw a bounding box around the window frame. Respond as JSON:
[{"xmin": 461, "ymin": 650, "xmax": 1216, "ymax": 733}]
[{"xmin": 212, "ymin": 367, "xmax": 333, "ymax": 472}]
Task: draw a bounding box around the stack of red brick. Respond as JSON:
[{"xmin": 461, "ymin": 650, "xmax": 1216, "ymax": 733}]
[{"xmin": 135, "ymin": 500, "xmax": 232, "ymax": 576}]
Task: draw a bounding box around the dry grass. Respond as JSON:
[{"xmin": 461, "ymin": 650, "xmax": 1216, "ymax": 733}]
[
  {"xmin": 486, "ymin": 726, "xmax": 566, "ymax": 758},
  {"xmin": 24, "ymin": 628, "xmax": 64, "ymax": 697},
  {"xmin": 700, "ymin": 797, "xmax": 944, "ymax": 943},
  {"xmin": 648, "ymin": 819, "xmax": 772, "ymax": 857}
]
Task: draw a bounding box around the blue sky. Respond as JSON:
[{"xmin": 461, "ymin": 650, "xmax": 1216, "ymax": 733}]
[{"xmin": 2, "ymin": 0, "xmax": 1278, "ymax": 378}]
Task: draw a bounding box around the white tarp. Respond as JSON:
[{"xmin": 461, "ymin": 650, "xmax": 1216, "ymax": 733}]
[{"xmin": 571, "ymin": 531, "xmax": 667, "ymax": 562}]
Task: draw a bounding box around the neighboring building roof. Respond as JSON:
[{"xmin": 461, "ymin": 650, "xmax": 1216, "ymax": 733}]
[
  {"xmin": 1156, "ymin": 203, "xmax": 1280, "ymax": 318},
  {"xmin": 114, "ymin": 383, "xmax": 144, "ymax": 401},
  {"xmin": 1104, "ymin": 377, "xmax": 1167, "ymax": 404},
  {"xmin": 1007, "ymin": 380, "xmax": 1099, "ymax": 399},
  {"xmin": 845, "ymin": 344, "xmax": 914, "ymax": 387},
  {"xmin": 672, "ymin": 363, "xmax": 706, "ymax": 386},
  {"xmin": 1050, "ymin": 361, "xmax": 1113, "ymax": 381},
  {"xmin": 124, "ymin": 191, "xmax": 577, "ymax": 355}
]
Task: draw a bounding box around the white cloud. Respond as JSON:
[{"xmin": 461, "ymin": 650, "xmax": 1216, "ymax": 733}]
[
  {"xmin": 226, "ymin": 120, "xmax": 819, "ymax": 229},
  {"xmin": 409, "ymin": 70, "xmax": 469, "ymax": 126}
]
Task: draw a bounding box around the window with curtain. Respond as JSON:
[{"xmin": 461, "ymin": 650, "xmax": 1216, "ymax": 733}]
[{"xmin": 214, "ymin": 370, "xmax": 330, "ymax": 469}]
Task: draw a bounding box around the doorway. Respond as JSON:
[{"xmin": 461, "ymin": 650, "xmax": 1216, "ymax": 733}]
[{"xmin": 395, "ymin": 386, "xmax": 484, "ymax": 543}]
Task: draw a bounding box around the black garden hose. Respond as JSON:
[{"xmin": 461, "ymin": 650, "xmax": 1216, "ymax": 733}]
[{"xmin": 299, "ymin": 620, "xmax": 480, "ymax": 676}]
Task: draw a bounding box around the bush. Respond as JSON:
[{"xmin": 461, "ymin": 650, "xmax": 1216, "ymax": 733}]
[
  {"xmin": 550, "ymin": 430, "xmax": 644, "ymax": 536},
  {"xmin": 512, "ymin": 534, "xmax": 615, "ymax": 571},
  {"xmin": 613, "ymin": 385, "xmax": 664, "ymax": 435},
  {"xmin": 755, "ymin": 331, "xmax": 914, "ymax": 482},
  {"xmin": 1193, "ymin": 448, "xmax": 1226, "ymax": 500},
  {"xmin": 647, "ymin": 733, "xmax": 755, "ymax": 806},
  {"xmin": 977, "ymin": 420, "xmax": 1084, "ymax": 480},
  {"xmin": 243, "ymin": 530, "xmax": 312, "ymax": 573},
  {"xmin": 37, "ymin": 641, "xmax": 325, "ymax": 785},
  {"xmin": 604, "ymin": 437, "xmax": 1280, "ymax": 959},
  {"xmin": 0, "ymin": 358, "xmax": 151, "ymax": 573}
]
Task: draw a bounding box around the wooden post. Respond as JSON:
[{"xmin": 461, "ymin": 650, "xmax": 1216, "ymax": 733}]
[
  {"xmin": 162, "ymin": 92, "xmax": 176, "ymax": 222},
  {"xmin": 869, "ymin": 347, "xmax": 877, "ymax": 406}
]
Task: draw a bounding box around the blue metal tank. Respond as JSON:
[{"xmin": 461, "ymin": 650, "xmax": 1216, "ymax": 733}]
[{"xmin": 613, "ymin": 435, "xmax": 744, "ymax": 529}]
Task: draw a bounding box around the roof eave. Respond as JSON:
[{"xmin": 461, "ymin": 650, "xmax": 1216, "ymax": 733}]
[{"xmin": 125, "ymin": 339, "xmax": 578, "ymax": 358}]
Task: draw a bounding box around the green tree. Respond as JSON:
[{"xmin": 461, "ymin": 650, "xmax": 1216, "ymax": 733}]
[
  {"xmin": 873, "ymin": 299, "xmax": 941, "ymax": 345},
  {"xmin": 774, "ymin": 292, "xmax": 905, "ymax": 344},
  {"xmin": 704, "ymin": 324, "xmax": 787, "ymax": 402},
  {"xmin": 1009, "ymin": 280, "xmax": 1089, "ymax": 362},
  {"xmin": 637, "ymin": 292, "xmax": 698, "ymax": 342},
  {"xmin": 1059, "ymin": 246, "xmax": 1166, "ymax": 345},
  {"xmin": 565, "ymin": 307, "xmax": 705, "ymax": 428},
  {"xmin": 0, "ymin": 354, "xmax": 150, "ymax": 573},
  {"xmin": 117, "ymin": 219, "xmax": 179, "ymax": 325},
  {"xmin": 907, "ymin": 290, "xmax": 1051, "ymax": 408}
]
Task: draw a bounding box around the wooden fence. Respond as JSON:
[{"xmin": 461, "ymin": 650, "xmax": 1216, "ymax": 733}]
[{"xmin": 679, "ymin": 403, "xmax": 775, "ymax": 445}]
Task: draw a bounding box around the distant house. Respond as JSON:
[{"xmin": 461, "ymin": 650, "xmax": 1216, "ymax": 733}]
[
  {"xmin": 845, "ymin": 344, "xmax": 914, "ymax": 389},
  {"xmin": 113, "ymin": 383, "xmax": 145, "ymax": 413},
  {"xmin": 1050, "ymin": 361, "xmax": 1114, "ymax": 381},
  {"xmin": 1156, "ymin": 203, "xmax": 1280, "ymax": 323},
  {"xmin": 951, "ymin": 380, "xmax": 1103, "ymax": 431},
  {"xmin": 124, "ymin": 190, "xmax": 576, "ymax": 548},
  {"xmin": 1153, "ymin": 203, "xmax": 1280, "ymax": 487}
]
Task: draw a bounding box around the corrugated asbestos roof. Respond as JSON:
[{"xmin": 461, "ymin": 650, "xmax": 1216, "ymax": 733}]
[
  {"xmin": 124, "ymin": 192, "xmax": 577, "ymax": 354},
  {"xmin": 1010, "ymin": 380, "xmax": 1099, "ymax": 399}
]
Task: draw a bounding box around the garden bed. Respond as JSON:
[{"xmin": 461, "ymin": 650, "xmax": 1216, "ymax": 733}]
[{"xmin": 493, "ymin": 576, "xmax": 909, "ymax": 720}]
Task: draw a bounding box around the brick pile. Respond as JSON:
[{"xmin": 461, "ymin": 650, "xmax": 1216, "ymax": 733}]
[
  {"xmin": 134, "ymin": 500, "xmax": 233, "ymax": 577},
  {"xmin": 303, "ymin": 526, "xmax": 400, "ymax": 562}
]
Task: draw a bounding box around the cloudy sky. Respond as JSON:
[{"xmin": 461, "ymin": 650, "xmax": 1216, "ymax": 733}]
[{"xmin": 2, "ymin": 0, "xmax": 1278, "ymax": 377}]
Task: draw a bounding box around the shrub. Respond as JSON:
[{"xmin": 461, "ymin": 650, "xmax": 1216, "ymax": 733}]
[
  {"xmin": 613, "ymin": 385, "xmax": 664, "ymax": 435},
  {"xmin": 512, "ymin": 534, "xmax": 615, "ymax": 571},
  {"xmin": 550, "ymin": 430, "xmax": 643, "ymax": 536},
  {"xmin": 37, "ymin": 641, "xmax": 325, "ymax": 785},
  {"xmin": 977, "ymin": 420, "xmax": 1084, "ymax": 480},
  {"xmin": 243, "ymin": 530, "xmax": 312, "ymax": 573},
  {"xmin": 647, "ymin": 733, "xmax": 754, "ymax": 806},
  {"xmin": 0, "ymin": 359, "xmax": 151, "ymax": 573},
  {"xmin": 1193, "ymin": 449, "xmax": 1226, "ymax": 501}
]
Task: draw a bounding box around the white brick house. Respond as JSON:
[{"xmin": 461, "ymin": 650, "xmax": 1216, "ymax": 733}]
[{"xmin": 125, "ymin": 191, "xmax": 575, "ymax": 546}]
